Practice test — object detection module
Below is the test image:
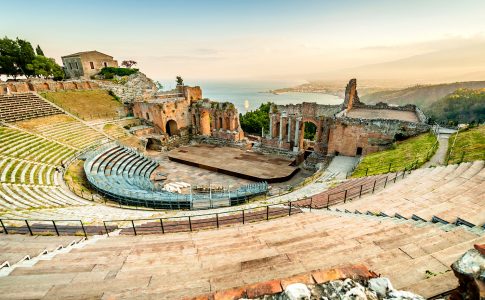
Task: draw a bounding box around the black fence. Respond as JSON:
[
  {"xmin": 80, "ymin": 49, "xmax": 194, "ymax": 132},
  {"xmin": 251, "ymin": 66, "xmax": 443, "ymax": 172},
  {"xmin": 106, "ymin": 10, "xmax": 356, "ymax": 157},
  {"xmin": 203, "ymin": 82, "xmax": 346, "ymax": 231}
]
[
  {"xmin": 103, "ymin": 202, "xmax": 303, "ymax": 236},
  {"xmin": 294, "ymin": 170, "xmax": 408, "ymax": 209}
]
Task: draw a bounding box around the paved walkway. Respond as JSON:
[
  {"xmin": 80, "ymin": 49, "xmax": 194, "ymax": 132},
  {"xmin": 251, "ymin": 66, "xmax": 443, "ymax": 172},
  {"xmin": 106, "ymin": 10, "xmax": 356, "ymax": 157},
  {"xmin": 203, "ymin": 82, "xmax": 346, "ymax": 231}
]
[
  {"xmin": 423, "ymin": 127, "xmax": 457, "ymax": 167},
  {"xmin": 327, "ymin": 155, "xmax": 360, "ymax": 179}
]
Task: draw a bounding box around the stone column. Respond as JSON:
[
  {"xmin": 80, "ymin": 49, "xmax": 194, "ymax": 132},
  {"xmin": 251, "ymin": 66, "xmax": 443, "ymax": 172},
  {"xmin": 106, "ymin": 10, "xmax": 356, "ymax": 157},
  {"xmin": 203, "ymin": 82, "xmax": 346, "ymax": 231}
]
[
  {"xmin": 293, "ymin": 118, "xmax": 300, "ymax": 152},
  {"xmin": 279, "ymin": 116, "xmax": 284, "ymax": 141},
  {"xmin": 269, "ymin": 115, "xmax": 273, "ymax": 139},
  {"xmin": 316, "ymin": 119, "xmax": 323, "ymax": 142},
  {"xmin": 287, "ymin": 117, "xmax": 291, "ymax": 143}
]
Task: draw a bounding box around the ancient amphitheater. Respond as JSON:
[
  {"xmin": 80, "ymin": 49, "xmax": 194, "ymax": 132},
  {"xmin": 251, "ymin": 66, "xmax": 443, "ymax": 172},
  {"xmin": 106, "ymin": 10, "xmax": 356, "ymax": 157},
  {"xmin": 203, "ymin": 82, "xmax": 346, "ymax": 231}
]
[{"xmin": 0, "ymin": 78, "xmax": 483, "ymax": 300}]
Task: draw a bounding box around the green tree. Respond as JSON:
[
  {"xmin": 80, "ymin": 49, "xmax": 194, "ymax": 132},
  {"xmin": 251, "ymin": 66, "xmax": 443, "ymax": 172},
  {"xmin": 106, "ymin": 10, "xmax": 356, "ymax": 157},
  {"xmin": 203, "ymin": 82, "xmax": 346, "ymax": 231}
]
[
  {"xmin": 425, "ymin": 88, "xmax": 485, "ymax": 125},
  {"xmin": 154, "ymin": 81, "xmax": 164, "ymax": 91},
  {"xmin": 35, "ymin": 45, "xmax": 44, "ymax": 56},
  {"xmin": 27, "ymin": 55, "xmax": 64, "ymax": 80},
  {"xmin": 303, "ymin": 122, "xmax": 316, "ymax": 140},
  {"xmin": 0, "ymin": 36, "xmax": 21, "ymax": 78},
  {"xmin": 240, "ymin": 102, "xmax": 272, "ymax": 135},
  {"xmin": 16, "ymin": 38, "xmax": 36, "ymax": 77},
  {"xmin": 176, "ymin": 76, "xmax": 184, "ymax": 86}
]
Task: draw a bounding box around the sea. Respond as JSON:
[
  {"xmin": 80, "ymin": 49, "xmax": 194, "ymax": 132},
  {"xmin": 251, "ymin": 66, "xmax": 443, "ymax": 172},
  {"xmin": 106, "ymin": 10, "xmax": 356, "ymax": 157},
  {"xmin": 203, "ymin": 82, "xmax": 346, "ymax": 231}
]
[{"xmin": 157, "ymin": 79, "xmax": 343, "ymax": 114}]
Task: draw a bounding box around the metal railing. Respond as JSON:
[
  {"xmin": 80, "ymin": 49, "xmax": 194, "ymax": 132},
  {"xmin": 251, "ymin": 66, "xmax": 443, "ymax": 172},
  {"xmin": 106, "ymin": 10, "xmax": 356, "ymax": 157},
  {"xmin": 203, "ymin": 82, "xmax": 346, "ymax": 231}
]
[
  {"xmin": 0, "ymin": 165, "xmax": 411, "ymax": 237},
  {"xmin": 102, "ymin": 201, "xmax": 303, "ymax": 236},
  {"xmin": 296, "ymin": 169, "xmax": 410, "ymax": 210},
  {"xmin": 0, "ymin": 218, "xmax": 88, "ymax": 238},
  {"xmin": 82, "ymin": 143, "xmax": 269, "ymax": 210}
]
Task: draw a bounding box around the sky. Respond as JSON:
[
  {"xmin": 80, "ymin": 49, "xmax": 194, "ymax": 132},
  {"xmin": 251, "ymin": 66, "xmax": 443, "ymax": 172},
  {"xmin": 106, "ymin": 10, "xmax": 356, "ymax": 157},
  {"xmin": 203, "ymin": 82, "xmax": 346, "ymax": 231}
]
[{"xmin": 2, "ymin": 0, "xmax": 485, "ymax": 83}]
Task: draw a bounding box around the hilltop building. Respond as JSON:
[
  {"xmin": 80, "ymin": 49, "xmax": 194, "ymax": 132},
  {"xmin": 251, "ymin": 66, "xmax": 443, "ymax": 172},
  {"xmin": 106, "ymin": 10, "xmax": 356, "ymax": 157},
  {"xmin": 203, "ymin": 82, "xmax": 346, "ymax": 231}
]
[{"xmin": 61, "ymin": 51, "xmax": 118, "ymax": 79}]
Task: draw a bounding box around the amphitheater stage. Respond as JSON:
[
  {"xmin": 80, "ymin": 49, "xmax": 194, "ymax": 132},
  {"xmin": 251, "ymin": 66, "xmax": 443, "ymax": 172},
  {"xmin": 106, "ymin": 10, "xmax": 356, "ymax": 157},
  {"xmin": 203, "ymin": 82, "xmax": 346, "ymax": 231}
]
[{"xmin": 167, "ymin": 144, "xmax": 299, "ymax": 183}]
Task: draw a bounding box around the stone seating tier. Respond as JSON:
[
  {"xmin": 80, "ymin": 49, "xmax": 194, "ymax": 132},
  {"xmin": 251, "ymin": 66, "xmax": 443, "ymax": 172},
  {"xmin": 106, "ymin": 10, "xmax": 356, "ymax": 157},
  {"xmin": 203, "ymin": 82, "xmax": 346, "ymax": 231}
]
[
  {"xmin": 84, "ymin": 144, "xmax": 268, "ymax": 209},
  {"xmin": 0, "ymin": 93, "xmax": 63, "ymax": 123},
  {"xmin": 0, "ymin": 126, "xmax": 90, "ymax": 211},
  {"xmin": 0, "ymin": 211, "xmax": 482, "ymax": 299},
  {"xmin": 336, "ymin": 160, "xmax": 485, "ymax": 227},
  {"xmin": 0, "ymin": 235, "xmax": 84, "ymax": 269},
  {"xmin": 33, "ymin": 121, "xmax": 106, "ymax": 150}
]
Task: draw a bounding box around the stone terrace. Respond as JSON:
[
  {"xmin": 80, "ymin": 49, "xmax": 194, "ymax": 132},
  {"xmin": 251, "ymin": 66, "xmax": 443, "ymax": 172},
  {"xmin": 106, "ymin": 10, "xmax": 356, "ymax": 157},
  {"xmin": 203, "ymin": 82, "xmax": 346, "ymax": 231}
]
[
  {"xmin": 0, "ymin": 93, "xmax": 63, "ymax": 123},
  {"xmin": 345, "ymin": 108, "xmax": 419, "ymax": 122},
  {"xmin": 0, "ymin": 235, "xmax": 84, "ymax": 270},
  {"xmin": 0, "ymin": 126, "xmax": 90, "ymax": 211},
  {"xmin": 337, "ymin": 160, "xmax": 485, "ymax": 227},
  {"xmin": 0, "ymin": 211, "xmax": 483, "ymax": 299}
]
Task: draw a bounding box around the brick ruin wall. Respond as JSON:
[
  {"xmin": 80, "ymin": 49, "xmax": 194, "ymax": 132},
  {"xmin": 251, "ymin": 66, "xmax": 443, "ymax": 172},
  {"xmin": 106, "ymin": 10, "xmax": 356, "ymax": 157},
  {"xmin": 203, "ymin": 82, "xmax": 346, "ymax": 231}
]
[
  {"xmin": 133, "ymin": 98, "xmax": 192, "ymax": 136},
  {"xmin": 262, "ymin": 79, "xmax": 431, "ymax": 157},
  {"xmin": 0, "ymin": 80, "xmax": 100, "ymax": 94},
  {"xmin": 327, "ymin": 118, "xmax": 430, "ymax": 156}
]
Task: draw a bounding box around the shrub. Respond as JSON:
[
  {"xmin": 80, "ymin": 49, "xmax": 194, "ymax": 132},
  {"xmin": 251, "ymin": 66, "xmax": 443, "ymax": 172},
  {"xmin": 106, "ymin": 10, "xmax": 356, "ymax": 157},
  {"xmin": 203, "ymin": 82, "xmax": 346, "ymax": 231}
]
[{"xmin": 99, "ymin": 67, "xmax": 138, "ymax": 77}]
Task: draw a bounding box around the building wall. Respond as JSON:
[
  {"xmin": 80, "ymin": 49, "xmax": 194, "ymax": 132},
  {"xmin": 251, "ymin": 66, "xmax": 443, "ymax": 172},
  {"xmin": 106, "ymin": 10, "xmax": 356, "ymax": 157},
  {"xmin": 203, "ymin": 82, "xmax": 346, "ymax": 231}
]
[
  {"xmin": 62, "ymin": 57, "xmax": 84, "ymax": 78},
  {"xmin": 79, "ymin": 52, "xmax": 118, "ymax": 78},
  {"xmin": 62, "ymin": 52, "xmax": 118, "ymax": 79}
]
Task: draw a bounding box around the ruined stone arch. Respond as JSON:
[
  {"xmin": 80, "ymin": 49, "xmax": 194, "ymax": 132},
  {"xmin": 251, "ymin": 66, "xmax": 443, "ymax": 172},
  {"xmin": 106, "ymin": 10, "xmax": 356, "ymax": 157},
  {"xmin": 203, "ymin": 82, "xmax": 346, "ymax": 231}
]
[
  {"xmin": 165, "ymin": 119, "xmax": 179, "ymax": 136},
  {"xmin": 218, "ymin": 116, "xmax": 223, "ymax": 130},
  {"xmin": 302, "ymin": 120, "xmax": 318, "ymax": 141},
  {"xmin": 274, "ymin": 121, "xmax": 280, "ymax": 138},
  {"xmin": 224, "ymin": 116, "xmax": 230, "ymax": 130}
]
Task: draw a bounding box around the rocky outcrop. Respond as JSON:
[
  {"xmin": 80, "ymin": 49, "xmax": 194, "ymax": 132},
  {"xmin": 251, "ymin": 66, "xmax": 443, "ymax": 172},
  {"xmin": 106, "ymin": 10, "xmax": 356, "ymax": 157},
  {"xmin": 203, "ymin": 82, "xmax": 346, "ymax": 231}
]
[
  {"xmin": 97, "ymin": 72, "xmax": 157, "ymax": 104},
  {"xmin": 450, "ymin": 244, "xmax": 485, "ymax": 300}
]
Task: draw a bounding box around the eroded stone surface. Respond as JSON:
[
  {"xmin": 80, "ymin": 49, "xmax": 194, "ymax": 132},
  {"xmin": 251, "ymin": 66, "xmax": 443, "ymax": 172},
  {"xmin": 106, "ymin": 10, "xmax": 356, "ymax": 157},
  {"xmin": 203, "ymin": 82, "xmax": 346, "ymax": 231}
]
[{"xmin": 451, "ymin": 247, "xmax": 485, "ymax": 300}]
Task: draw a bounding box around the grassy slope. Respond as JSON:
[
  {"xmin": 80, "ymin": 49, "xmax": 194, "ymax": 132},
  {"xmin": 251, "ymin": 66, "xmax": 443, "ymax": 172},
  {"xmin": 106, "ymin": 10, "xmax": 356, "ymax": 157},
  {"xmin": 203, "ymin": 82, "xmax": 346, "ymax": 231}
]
[
  {"xmin": 41, "ymin": 90, "xmax": 123, "ymax": 120},
  {"xmin": 361, "ymin": 81, "xmax": 485, "ymax": 108},
  {"xmin": 15, "ymin": 114, "xmax": 75, "ymax": 130},
  {"xmin": 352, "ymin": 133, "xmax": 437, "ymax": 177},
  {"xmin": 446, "ymin": 125, "xmax": 485, "ymax": 164}
]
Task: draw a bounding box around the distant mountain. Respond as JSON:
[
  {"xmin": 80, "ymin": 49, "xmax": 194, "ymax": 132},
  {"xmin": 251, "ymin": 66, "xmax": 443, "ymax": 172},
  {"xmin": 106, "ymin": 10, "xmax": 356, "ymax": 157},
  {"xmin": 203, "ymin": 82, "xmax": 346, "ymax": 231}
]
[
  {"xmin": 360, "ymin": 81, "xmax": 485, "ymax": 108},
  {"xmin": 309, "ymin": 42, "xmax": 485, "ymax": 86}
]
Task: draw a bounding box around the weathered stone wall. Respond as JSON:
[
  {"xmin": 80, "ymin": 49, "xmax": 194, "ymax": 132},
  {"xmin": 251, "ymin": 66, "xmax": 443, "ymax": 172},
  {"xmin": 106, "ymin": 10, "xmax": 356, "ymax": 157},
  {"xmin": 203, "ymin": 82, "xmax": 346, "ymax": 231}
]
[
  {"xmin": 327, "ymin": 117, "xmax": 430, "ymax": 156},
  {"xmin": 184, "ymin": 86, "xmax": 202, "ymax": 102},
  {"xmin": 191, "ymin": 99, "xmax": 245, "ymax": 142},
  {"xmin": 133, "ymin": 98, "xmax": 192, "ymax": 136},
  {"xmin": 0, "ymin": 79, "xmax": 100, "ymax": 95},
  {"xmin": 342, "ymin": 78, "xmax": 362, "ymax": 110},
  {"xmin": 97, "ymin": 72, "xmax": 158, "ymax": 104},
  {"xmin": 268, "ymin": 102, "xmax": 341, "ymax": 154},
  {"xmin": 264, "ymin": 78, "xmax": 430, "ymax": 157}
]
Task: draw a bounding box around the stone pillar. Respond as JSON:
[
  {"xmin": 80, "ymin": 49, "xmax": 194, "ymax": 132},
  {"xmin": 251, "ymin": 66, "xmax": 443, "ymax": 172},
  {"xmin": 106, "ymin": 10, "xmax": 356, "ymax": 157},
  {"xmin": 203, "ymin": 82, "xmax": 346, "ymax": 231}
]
[
  {"xmin": 269, "ymin": 115, "xmax": 273, "ymax": 139},
  {"xmin": 316, "ymin": 119, "xmax": 322, "ymax": 142},
  {"xmin": 287, "ymin": 117, "xmax": 291, "ymax": 143},
  {"xmin": 293, "ymin": 118, "xmax": 300, "ymax": 152},
  {"xmin": 279, "ymin": 116, "xmax": 284, "ymax": 141}
]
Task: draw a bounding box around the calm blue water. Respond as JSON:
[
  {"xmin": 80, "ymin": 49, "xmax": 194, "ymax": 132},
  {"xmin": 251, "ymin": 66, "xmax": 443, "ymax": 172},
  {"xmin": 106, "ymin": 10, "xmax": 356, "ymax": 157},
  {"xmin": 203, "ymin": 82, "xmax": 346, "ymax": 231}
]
[{"xmin": 157, "ymin": 79, "xmax": 343, "ymax": 114}]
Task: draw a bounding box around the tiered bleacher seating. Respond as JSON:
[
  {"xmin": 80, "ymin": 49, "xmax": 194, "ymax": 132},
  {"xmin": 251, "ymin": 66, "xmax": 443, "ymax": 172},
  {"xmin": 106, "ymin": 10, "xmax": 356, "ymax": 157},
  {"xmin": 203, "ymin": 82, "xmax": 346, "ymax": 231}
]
[
  {"xmin": 0, "ymin": 126, "xmax": 91, "ymax": 211},
  {"xmin": 84, "ymin": 144, "xmax": 268, "ymax": 209},
  {"xmin": 0, "ymin": 235, "xmax": 84, "ymax": 270},
  {"xmin": 33, "ymin": 119, "xmax": 107, "ymax": 149},
  {"xmin": 0, "ymin": 93, "xmax": 63, "ymax": 123},
  {"xmin": 293, "ymin": 173, "xmax": 391, "ymax": 208},
  {"xmin": 0, "ymin": 211, "xmax": 482, "ymax": 299},
  {"xmin": 337, "ymin": 161, "xmax": 485, "ymax": 227}
]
